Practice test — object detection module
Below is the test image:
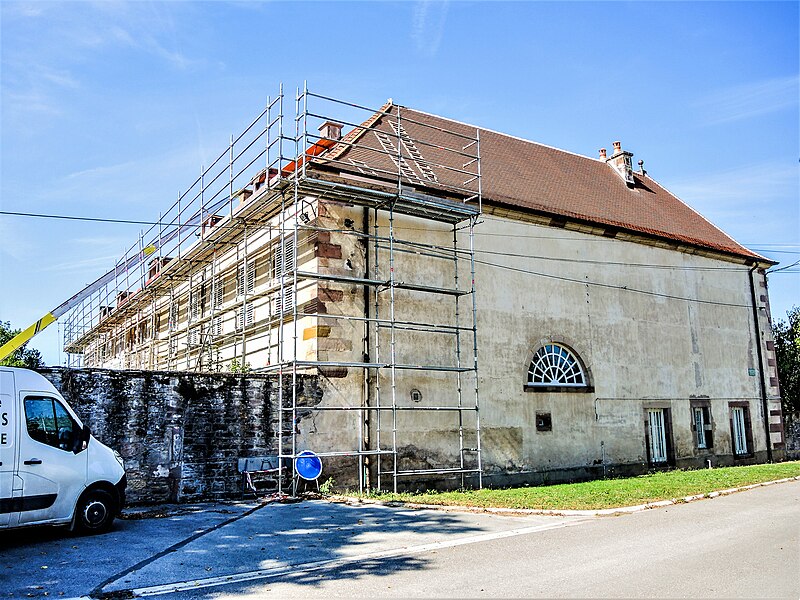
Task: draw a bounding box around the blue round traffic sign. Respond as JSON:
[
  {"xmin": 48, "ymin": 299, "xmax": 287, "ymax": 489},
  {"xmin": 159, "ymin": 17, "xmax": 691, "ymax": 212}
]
[{"xmin": 294, "ymin": 450, "xmax": 323, "ymax": 480}]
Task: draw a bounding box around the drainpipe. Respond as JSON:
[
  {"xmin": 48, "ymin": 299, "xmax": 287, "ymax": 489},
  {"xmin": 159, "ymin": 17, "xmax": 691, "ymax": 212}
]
[
  {"xmin": 362, "ymin": 206, "xmax": 372, "ymax": 487},
  {"xmin": 748, "ymin": 264, "xmax": 773, "ymax": 463}
]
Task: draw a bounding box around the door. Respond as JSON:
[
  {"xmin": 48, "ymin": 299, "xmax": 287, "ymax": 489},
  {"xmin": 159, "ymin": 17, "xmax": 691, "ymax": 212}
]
[
  {"xmin": 647, "ymin": 408, "xmax": 668, "ymax": 464},
  {"xmin": 17, "ymin": 394, "xmax": 87, "ymax": 525},
  {"xmin": 0, "ymin": 371, "xmax": 15, "ymax": 526}
]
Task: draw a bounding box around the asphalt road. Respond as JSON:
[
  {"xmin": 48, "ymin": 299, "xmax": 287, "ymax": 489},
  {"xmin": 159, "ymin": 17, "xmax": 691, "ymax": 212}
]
[{"xmin": 1, "ymin": 481, "xmax": 798, "ymax": 599}]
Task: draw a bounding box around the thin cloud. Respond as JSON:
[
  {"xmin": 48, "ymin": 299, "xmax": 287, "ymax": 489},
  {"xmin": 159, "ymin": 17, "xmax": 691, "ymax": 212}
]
[
  {"xmin": 39, "ymin": 254, "xmax": 121, "ymax": 274},
  {"xmin": 670, "ymin": 162, "xmax": 798, "ymax": 206},
  {"xmin": 697, "ymin": 75, "xmax": 799, "ymax": 124},
  {"xmin": 670, "ymin": 162, "xmax": 799, "ymax": 250},
  {"xmin": 411, "ymin": 1, "xmax": 449, "ymax": 58}
]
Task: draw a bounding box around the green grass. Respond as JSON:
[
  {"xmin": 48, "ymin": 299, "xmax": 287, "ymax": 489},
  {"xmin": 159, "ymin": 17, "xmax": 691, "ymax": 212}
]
[{"xmin": 355, "ymin": 462, "xmax": 800, "ymax": 511}]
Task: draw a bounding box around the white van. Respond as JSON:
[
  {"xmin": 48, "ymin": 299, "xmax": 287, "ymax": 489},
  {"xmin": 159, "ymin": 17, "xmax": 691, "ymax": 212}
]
[{"xmin": 0, "ymin": 367, "xmax": 126, "ymax": 534}]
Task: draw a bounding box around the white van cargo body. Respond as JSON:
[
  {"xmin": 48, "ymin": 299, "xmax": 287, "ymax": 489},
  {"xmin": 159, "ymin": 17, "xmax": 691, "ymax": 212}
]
[{"xmin": 0, "ymin": 367, "xmax": 126, "ymax": 533}]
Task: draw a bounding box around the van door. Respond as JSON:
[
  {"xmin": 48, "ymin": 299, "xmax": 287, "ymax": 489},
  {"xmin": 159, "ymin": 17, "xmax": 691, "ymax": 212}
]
[
  {"xmin": 0, "ymin": 371, "xmax": 15, "ymax": 527},
  {"xmin": 16, "ymin": 393, "xmax": 88, "ymax": 525}
]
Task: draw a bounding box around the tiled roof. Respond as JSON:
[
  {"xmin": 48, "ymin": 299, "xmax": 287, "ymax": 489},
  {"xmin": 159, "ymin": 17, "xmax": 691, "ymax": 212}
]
[{"xmin": 314, "ymin": 103, "xmax": 765, "ymax": 262}]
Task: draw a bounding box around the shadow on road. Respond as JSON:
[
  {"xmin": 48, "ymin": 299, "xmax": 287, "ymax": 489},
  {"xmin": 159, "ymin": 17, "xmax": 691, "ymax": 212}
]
[{"xmin": 1, "ymin": 499, "xmax": 488, "ymax": 598}]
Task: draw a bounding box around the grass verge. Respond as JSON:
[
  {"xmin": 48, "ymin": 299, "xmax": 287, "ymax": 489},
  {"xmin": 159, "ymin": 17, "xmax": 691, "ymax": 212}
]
[{"xmin": 354, "ymin": 461, "xmax": 800, "ymax": 511}]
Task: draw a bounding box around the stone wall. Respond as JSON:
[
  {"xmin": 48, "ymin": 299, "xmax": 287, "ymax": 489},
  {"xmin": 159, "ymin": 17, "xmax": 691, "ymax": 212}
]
[
  {"xmin": 40, "ymin": 368, "xmax": 321, "ymax": 504},
  {"xmin": 785, "ymin": 413, "xmax": 800, "ymax": 460}
]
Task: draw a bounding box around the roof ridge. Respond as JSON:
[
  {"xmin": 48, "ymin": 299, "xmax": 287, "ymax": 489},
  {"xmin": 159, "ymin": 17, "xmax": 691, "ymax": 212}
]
[{"xmin": 324, "ymin": 100, "xmax": 394, "ymax": 162}]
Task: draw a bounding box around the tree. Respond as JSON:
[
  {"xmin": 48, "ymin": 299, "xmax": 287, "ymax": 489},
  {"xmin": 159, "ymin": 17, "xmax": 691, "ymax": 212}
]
[
  {"xmin": 0, "ymin": 321, "xmax": 45, "ymax": 369},
  {"xmin": 773, "ymin": 306, "xmax": 800, "ymax": 417}
]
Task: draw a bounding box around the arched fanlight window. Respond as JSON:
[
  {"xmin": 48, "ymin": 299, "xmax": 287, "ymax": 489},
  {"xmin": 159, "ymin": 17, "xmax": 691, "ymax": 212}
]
[{"xmin": 527, "ymin": 343, "xmax": 587, "ymax": 387}]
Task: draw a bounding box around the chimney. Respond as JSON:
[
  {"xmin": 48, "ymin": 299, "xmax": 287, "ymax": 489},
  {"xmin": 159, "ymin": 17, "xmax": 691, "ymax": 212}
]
[
  {"xmin": 606, "ymin": 140, "xmax": 635, "ymax": 187},
  {"xmin": 318, "ymin": 121, "xmax": 343, "ymax": 141},
  {"xmin": 598, "ymin": 148, "xmax": 607, "ymax": 160}
]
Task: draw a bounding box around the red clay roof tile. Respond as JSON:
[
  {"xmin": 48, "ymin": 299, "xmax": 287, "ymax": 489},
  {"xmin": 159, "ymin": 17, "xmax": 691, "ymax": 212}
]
[{"xmin": 315, "ymin": 103, "xmax": 765, "ymax": 262}]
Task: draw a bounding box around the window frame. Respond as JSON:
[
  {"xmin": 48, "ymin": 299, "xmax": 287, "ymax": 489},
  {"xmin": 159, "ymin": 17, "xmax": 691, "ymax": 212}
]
[
  {"xmin": 643, "ymin": 404, "xmax": 675, "ymax": 467},
  {"xmin": 524, "ymin": 342, "xmax": 593, "ymax": 393},
  {"xmin": 729, "ymin": 402, "xmax": 754, "ymax": 459},
  {"xmin": 690, "ymin": 401, "xmax": 714, "ymax": 451},
  {"xmin": 23, "ymin": 395, "xmax": 81, "ymax": 453}
]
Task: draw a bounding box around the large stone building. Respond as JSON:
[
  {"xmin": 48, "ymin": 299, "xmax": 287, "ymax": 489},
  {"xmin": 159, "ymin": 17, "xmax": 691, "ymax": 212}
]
[{"xmin": 63, "ymin": 89, "xmax": 785, "ymax": 491}]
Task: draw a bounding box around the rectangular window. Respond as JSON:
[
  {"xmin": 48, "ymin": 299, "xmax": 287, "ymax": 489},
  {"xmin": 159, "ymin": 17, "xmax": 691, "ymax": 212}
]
[
  {"xmin": 213, "ymin": 277, "xmax": 224, "ymax": 309},
  {"xmin": 273, "ymin": 287, "xmax": 294, "ymax": 316},
  {"xmin": 189, "ymin": 291, "xmax": 200, "ymax": 323},
  {"xmin": 692, "ymin": 405, "xmax": 713, "ymax": 450},
  {"xmin": 647, "ymin": 408, "xmax": 668, "ymax": 463},
  {"xmin": 211, "ymin": 315, "xmax": 223, "ymax": 337},
  {"xmin": 169, "ymin": 301, "xmax": 179, "ymax": 332},
  {"xmin": 235, "ymin": 305, "xmax": 254, "ymax": 331},
  {"xmin": 731, "ymin": 406, "xmax": 750, "ymax": 456},
  {"xmin": 237, "ymin": 261, "xmax": 256, "ymax": 298},
  {"xmin": 168, "ymin": 336, "xmax": 178, "ymax": 357},
  {"xmin": 273, "ymin": 236, "xmax": 295, "ymax": 278},
  {"xmin": 188, "ymin": 327, "xmax": 199, "ymax": 347}
]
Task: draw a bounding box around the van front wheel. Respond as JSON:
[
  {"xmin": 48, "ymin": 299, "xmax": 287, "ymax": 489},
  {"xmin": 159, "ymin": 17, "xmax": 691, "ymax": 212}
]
[{"xmin": 75, "ymin": 489, "xmax": 116, "ymax": 534}]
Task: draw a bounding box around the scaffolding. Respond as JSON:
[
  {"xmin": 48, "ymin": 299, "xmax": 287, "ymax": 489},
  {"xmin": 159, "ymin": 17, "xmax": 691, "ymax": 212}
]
[{"xmin": 62, "ymin": 83, "xmax": 483, "ymax": 493}]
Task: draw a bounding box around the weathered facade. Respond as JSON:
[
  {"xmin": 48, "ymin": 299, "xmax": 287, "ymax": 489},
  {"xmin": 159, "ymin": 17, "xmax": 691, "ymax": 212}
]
[{"xmin": 61, "ymin": 88, "xmax": 785, "ymax": 492}]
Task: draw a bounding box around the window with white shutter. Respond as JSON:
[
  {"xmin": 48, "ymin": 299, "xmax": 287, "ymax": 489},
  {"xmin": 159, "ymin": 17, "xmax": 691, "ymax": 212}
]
[
  {"xmin": 274, "ymin": 236, "xmax": 295, "ymax": 278},
  {"xmin": 237, "ymin": 261, "xmax": 256, "ymax": 298},
  {"xmin": 168, "ymin": 301, "xmax": 179, "ymax": 332},
  {"xmin": 213, "ymin": 277, "xmax": 224, "ymax": 309}
]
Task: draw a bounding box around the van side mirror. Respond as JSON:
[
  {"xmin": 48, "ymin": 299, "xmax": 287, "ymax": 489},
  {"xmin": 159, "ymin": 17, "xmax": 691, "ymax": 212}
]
[{"xmin": 74, "ymin": 424, "xmax": 91, "ymax": 454}]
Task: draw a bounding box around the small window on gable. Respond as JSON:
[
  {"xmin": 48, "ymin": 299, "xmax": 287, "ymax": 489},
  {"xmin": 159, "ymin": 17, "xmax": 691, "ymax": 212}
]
[{"xmin": 526, "ymin": 343, "xmax": 590, "ymax": 392}]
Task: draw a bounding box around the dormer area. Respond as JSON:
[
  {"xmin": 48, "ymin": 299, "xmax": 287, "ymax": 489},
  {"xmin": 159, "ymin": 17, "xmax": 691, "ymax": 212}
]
[{"xmin": 601, "ymin": 141, "xmax": 635, "ymax": 187}]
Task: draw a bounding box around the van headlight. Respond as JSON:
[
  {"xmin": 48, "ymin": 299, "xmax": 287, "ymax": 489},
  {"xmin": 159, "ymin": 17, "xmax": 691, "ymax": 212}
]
[{"xmin": 113, "ymin": 450, "xmax": 124, "ymax": 467}]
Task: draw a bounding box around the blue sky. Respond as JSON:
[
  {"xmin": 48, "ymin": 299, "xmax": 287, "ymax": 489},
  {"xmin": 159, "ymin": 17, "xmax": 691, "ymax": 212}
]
[{"xmin": 1, "ymin": 1, "xmax": 798, "ymax": 365}]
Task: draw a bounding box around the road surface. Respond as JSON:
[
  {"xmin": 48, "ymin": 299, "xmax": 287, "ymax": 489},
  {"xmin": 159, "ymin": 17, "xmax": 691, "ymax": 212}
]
[{"xmin": 1, "ymin": 480, "xmax": 797, "ymax": 599}]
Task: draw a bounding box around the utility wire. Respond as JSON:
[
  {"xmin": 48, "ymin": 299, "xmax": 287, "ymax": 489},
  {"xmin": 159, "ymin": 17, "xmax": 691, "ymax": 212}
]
[
  {"xmin": 0, "ymin": 210, "xmax": 161, "ymax": 226},
  {"xmin": 768, "ymin": 259, "xmax": 800, "ymax": 274},
  {"xmin": 3, "ymin": 209, "xmax": 796, "ymax": 255},
  {"xmin": 0, "ymin": 211, "xmax": 800, "ymax": 290}
]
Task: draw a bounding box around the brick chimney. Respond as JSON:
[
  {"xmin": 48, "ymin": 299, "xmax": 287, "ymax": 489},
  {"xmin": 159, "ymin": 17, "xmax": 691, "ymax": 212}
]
[
  {"xmin": 318, "ymin": 121, "xmax": 343, "ymax": 141},
  {"xmin": 605, "ymin": 140, "xmax": 635, "ymax": 187},
  {"xmin": 598, "ymin": 148, "xmax": 607, "ymax": 160}
]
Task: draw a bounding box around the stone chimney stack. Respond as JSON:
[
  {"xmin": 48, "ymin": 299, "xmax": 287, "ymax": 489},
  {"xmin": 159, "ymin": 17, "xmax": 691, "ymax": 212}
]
[
  {"xmin": 605, "ymin": 140, "xmax": 635, "ymax": 187},
  {"xmin": 318, "ymin": 121, "xmax": 343, "ymax": 141}
]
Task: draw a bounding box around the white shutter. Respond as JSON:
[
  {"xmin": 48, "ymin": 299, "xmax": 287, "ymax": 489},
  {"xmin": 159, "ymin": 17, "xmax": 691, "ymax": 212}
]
[
  {"xmin": 169, "ymin": 301, "xmax": 179, "ymax": 332},
  {"xmin": 189, "ymin": 291, "xmax": 200, "ymax": 322},
  {"xmin": 212, "ymin": 315, "xmax": 223, "ymax": 337},
  {"xmin": 213, "ymin": 277, "xmax": 224, "ymax": 308},
  {"xmin": 274, "ymin": 237, "xmax": 295, "ymax": 277},
  {"xmin": 247, "ymin": 261, "xmax": 256, "ymax": 294},
  {"xmin": 273, "ymin": 287, "xmax": 294, "ymax": 315},
  {"xmin": 236, "ymin": 265, "xmax": 245, "ymax": 298},
  {"xmin": 246, "ymin": 303, "xmax": 254, "ymax": 327}
]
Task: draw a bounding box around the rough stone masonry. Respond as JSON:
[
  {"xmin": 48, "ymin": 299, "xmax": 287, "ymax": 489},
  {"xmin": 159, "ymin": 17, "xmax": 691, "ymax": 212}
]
[{"xmin": 40, "ymin": 368, "xmax": 321, "ymax": 504}]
